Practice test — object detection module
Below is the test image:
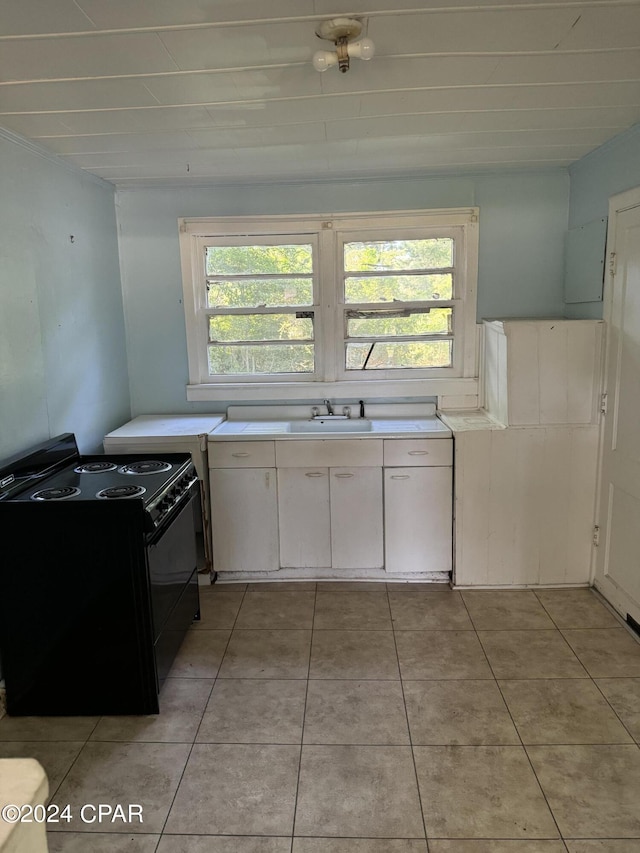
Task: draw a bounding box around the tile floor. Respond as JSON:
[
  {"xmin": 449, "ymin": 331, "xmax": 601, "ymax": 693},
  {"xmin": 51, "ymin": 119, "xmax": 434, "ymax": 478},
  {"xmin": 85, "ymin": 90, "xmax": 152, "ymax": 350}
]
[{"xmin": 1, "ymin": 583, "xmax": 640, "ymax": 852}]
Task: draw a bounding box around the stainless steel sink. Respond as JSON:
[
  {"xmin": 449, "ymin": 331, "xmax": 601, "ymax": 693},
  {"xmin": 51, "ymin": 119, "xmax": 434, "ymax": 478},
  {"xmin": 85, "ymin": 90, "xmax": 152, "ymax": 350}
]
[{"xmin": 289, "ymin": 418, "xmax": 373, "ymax": 433}]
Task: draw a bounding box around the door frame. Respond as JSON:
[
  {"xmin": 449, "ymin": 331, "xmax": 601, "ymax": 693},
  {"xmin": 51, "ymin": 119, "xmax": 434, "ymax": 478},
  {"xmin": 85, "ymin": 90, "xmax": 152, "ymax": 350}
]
[{"xmin": 591, "ymin": 186, "xmax": 640, "ymax": 617}]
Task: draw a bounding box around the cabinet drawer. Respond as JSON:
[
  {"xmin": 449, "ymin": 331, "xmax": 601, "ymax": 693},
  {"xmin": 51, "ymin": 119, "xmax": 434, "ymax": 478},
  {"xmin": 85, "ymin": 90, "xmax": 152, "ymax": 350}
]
[
  {"xmin": 276, "ymin": 439, "xmax": 383, "ymax": 468},
  {"xmin": 383, "ymin": 438, "xmax": 453, "ymax": 467},
  {"xmin": 209, "ymin": 440, "xmax": 275, "ymax": 468}
]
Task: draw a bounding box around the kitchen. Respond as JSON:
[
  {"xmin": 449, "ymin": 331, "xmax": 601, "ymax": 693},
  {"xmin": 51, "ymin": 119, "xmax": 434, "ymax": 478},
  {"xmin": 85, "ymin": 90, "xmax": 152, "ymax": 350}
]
[{"xmin": 1, "ymin": 2, "xmax": 640, "ymax": 850}]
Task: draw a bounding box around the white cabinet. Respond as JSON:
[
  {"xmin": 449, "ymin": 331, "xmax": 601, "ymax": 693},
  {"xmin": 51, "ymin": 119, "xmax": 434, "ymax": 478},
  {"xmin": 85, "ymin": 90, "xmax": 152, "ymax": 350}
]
[
  {"xmin": 277, "ymin": 439, "xmax": 384, "ymax": 571},
  {"xmin": 330, "ymin": 467, "xmax": 383, "ymax": 569},
  {"xmin": 385, "ymin": 467, "xmax": 452, "ymax": 574},
  {"xmin": 383, "ymin": 440, "xmax": 453, "ymax": 575},
  {"xmin": 278, "ymin": 468, "xmax": 331, "ymax": 568},
  {"xmin": 210, "ymin": 467, "xmax": 279, "ymax": 573}
]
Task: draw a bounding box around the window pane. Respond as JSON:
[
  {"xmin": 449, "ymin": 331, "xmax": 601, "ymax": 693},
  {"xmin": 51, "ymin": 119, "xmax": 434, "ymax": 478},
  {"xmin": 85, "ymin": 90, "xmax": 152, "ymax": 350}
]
[
  {"xmin": 344, "ymin": 239, "xmax": 453, "ymax": 272},
  {"xmin": 207, "ymin": 277, "xmax": 313, "ymax": 308},
  {"xmin": 209, "ymin": 314, "xmax": 313, "ymax": 343},
  {"xmin": 209, "ymin": 344, "xmax": 314, "ymax": 374},
  {"xmin": 206, "ymin": 244, "xmax": 313, "ymax": 276},
  {"xmin": 345, "ymin": 273, "xmax": 452, "ymax": 303},
  {"xmin": 347, "ymin": 308, "xmax": 452, "ymax": 338},
  {"xmin": 346, "ymin": 340, "xmax": 452, "ymax": 370}
]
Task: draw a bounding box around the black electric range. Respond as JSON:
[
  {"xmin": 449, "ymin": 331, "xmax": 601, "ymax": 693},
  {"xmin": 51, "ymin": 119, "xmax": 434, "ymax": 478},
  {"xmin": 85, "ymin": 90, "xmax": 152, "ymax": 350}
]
[{"xmin": 0, "ymin": 433, "xmax": 201, "ymax": 716}]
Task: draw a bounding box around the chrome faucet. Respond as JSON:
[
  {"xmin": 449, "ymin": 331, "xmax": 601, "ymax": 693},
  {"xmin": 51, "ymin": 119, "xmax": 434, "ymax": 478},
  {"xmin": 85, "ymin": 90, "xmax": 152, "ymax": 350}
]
[{"xmin": 323, "ymin": 399, "xmax": 334, "ymax": 415}]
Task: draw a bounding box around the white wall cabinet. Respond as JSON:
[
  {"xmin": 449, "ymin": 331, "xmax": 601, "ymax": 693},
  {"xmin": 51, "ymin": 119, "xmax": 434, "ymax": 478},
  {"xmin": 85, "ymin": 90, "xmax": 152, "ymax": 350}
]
[{"xmin": 210, "ymin": 467, "xmax": 279, "ymax": 573}]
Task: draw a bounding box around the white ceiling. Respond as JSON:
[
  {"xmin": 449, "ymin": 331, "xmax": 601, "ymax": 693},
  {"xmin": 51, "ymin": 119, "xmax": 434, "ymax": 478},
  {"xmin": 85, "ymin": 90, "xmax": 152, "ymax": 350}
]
[{"xmin": 1, "ymin": 0, "xmax": 639, "ymax": 186}]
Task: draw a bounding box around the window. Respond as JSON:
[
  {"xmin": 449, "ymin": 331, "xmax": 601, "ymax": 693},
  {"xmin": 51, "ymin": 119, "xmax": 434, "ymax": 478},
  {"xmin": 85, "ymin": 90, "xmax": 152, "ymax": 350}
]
[{"xmin": 179, "ymin": 210, "xmax": 478, "ymax": 400}]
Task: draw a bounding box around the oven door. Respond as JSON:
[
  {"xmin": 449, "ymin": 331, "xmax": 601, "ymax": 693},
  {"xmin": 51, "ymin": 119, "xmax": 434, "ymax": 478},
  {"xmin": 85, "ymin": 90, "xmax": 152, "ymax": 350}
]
[{"xmin": 147, "ymin": 484, "xmax": 200, "ymax": 684}]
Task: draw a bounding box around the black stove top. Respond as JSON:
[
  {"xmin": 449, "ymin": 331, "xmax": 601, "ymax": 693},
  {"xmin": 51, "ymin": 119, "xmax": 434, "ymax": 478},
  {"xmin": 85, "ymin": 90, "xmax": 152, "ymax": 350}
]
[
  {"xmin": 0, "ymin": 433, "xmax": 198, "ymax": 530},
  {"xmin": 12, "ymin": 455, "xmax": 187, "ymax": 505}
]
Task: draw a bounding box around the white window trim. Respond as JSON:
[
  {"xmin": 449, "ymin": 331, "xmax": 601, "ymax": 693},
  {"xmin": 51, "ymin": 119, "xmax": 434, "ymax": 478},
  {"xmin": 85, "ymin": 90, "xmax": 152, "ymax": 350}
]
[{"xmin": 178, "ymin": 208, "xmax": 479, "ymax": 402}]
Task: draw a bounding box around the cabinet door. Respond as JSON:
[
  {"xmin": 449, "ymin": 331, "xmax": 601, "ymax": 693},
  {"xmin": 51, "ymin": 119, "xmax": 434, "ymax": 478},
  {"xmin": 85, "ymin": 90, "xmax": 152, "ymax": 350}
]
[
  {"xmin": 278, "ymin": 468, "xmax": 331, "ymax": 568},
  {"xmin": 330, "ymin": 467, "xmax": 383, "ymax": 569},
  {"xmin": 210, "ymin": 468, "xmax": 278, "ymax": 573},
  {"xmin": 385, "ymin": 467, "xmax": 452, "ymax": 574}
]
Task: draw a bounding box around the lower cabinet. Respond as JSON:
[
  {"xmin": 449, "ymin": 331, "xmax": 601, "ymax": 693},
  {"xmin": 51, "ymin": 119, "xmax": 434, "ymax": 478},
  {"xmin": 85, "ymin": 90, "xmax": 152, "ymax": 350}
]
[
  {"xmin": 209, "ymin": 437, "xmax": 453, "ymax": 577},
  {"xmin": 384, "ymin": 466, "xmax": 452, "ymax": 574},
  {"xmin": 278, "ymin": 467, "xmax": 384, "ymax": 569},
  {"xmin": 210, "ymin": 467, "xmax": 279, "ymax": 573}
]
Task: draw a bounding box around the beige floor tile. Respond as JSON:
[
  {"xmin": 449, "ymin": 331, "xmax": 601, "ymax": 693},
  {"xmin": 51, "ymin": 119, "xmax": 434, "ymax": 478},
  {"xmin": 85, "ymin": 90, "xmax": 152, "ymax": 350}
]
[
  {"xmin": 499, "ymin": 679, "xmax": 633, "ymax": 744},
  {"xmin": 566, "ymin": 843, "xmax": 640, "ymax": 852},
  {"xmin": 318, "ymin": 582, "xmax": 386, "ymax": 592},
  {"xmin": 303, "ymin": 680, "xmax": 409, "ymax": 744},
  {"xmin": 430, "ymin": 844, "xmax": 566, "ymax": 852},
  {"xmin": 387, "ymin": 583, "xmax": 452, "ymax": 594},
  {"xmin": 235, "ymin": 589, "xmax": 316, "ymax": 629},
  {"xmin": 534, "ymin": 589, "xmax": 620, "ymax": 629},
  {"xmin": 90, "ymin": 678, "xmax": 212, "ymax": 743},
  {"xmin": 47, "ymin": 834, "xmax": 160, "ymax": 852},
  {"xmin": 478, "ymin": 630, "xmax": 588, "ymax": 679},
  {"xmin": 595, "ymin": 678, "xmax": 640, "ymax": 741},
  {"xmin": 295, "ymin": 744, "xmax": 424, "ymax": 838},
  {"xmin": 414, "ymin": 745, "xmax": 559, "ymax": 839},
  {"xmin": 157, "ymin": 838, "xmax": 291, "ymax": 853},
  {"xmin": 395, "ymin": 631, "xmax": 493, "ymax": 680},
  {"xmin": 168, "ymin": 629, "xmax": 230, "ymax": 678},
  {"xmin": 193, "ymin": 585, "xmax": 245, "ymax": 629},
  {"xmin": 0, "ymin": 715, "xmax": 98, "ymax": 742},
  {"xmin": 309, "ymin": 630, "xmax": 400, "ymax": 680},
  {"xmin": 461, "ymin": 591, "xmax": 556, "ymax": 630},
  {"xmin": 313, "ymin": 590, "xmax": 392, "ymax": 630},
  {"xmin": 218, "ymin": 629, "xmax": 311, "ymax": 679},
  {"xmin": 528, "ymin": 744, "xmax": 640, "ymax": 837},
  {"xmin": 293, "ymin": 841, "xmax": 428, "ymax": 852},
  {"xmin": 165, "ymin": 743, "xmax": 299, "ymax": 835},
  {"xmin": 0, "ymin": 741, "xmax": 84, "ymax": 800},
  {"xmin": 50, "ymin": 742, "xmax": 190, "ymax": 833},
  {"xmin": 404, "ymin": 680, "xmax": 519, "ymax": 745},
  {"xmin": 247, "ymin": 582, "xmax": 316, "ymax": 594},
  {"xmin": 562, "ymin": 628, "xmax": 640, "ymax": 677},
  {"xmin": 197, "ymin": 678, "xmax": 306, "ymax": 743},
  {"xmin": 389, "ymin": 592, "xmax": 473, "ymax": 630}
]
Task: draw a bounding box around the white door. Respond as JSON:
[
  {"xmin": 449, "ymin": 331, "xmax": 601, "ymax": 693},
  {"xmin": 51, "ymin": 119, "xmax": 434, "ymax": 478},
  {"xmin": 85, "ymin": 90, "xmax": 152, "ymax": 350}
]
[
  {"xmin": 278, "ymin": 468, "xmax": 331, "ymax": 568},
  {"xmin": 595, "ymin": 189, "xmax": 640, "ymax": 625},
  {"xmin": 210, "ymin": 468, "xmax": 279, "ymax": 573},
  {"xmin": 385, "ymin": 467, "xmax": 452, "ymax": 574},
  {"xmin": 330, "ymin": 467, "xmax": 384, "ymax": 569}
]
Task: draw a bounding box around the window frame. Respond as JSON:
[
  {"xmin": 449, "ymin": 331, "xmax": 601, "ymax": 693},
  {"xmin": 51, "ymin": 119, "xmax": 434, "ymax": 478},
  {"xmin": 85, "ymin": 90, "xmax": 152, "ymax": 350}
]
[{"xmin": 178, "ymin": 209, "xmax": 479, "ymax": 401}]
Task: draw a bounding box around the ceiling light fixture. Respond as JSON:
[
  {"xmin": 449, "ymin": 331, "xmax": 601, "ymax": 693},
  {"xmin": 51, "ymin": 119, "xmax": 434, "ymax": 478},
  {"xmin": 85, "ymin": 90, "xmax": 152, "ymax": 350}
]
[{"xmin": 312, "ymin": 17, "xmax": 375, "ymax": 73}]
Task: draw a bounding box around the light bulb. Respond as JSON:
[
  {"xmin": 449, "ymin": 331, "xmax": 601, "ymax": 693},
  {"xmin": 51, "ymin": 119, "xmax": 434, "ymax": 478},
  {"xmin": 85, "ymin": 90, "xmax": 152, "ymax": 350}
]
[
  {"xmin": 348, "ymin": 38, "xmax": 375, "ymax": 61},
  {"xmin": 358, "ymin": 37, "xmax": 375, "ymax": 60},
  {"xmin": 313, "ymin": 50, "xmax": 337, "ymax": 72}
]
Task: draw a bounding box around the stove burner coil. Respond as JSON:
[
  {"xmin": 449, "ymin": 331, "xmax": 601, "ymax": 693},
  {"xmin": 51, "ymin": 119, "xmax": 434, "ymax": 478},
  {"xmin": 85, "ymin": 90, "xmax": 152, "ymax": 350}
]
[
  {"xmin": 119, "ymin": 461, "xmax": 172, "ymax": 475},
  {"xmin": 96, "ymin": 485, "xmax": 147, "ymax": 500},
  {"xmin": 74, "ymin": 461, "xmax": 118, "ymax": 474},
  {"xmin": 32, "ymin": 486, "xmax": 81, "ymax": 501}
]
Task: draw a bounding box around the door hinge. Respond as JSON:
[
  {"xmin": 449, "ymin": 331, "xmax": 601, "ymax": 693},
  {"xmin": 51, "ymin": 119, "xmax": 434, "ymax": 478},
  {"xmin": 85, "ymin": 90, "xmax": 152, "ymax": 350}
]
[
  {"xmin": 593, "ymin": 525, "xmax": 601, "ymax": 547},
  {"xmin": 609, "ymin": 252, "xmax": 617, "ymax": 277},
  {"xmin": 600, "ymin": 393, "xmax": 608, "ymax": 415}
]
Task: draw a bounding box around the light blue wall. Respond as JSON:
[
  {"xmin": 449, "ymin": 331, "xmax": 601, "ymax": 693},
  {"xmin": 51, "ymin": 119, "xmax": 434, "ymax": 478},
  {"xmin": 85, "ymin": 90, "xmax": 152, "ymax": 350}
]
[
  {"xmin": 0, "ymin": 132, "xmax": 130, "ymax": 458},
  {"xmin": 565, "ymin": 122, "xmax": 640, "ymax": 319},
  {"xmin": 116, "ymin": 171, "xmax": 569, "ymax": 414}
]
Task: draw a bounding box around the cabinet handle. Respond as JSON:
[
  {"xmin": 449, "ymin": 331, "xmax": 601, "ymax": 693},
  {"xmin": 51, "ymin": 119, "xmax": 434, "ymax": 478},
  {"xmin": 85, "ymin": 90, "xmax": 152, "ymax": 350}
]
[
  {"xmin": 231, "ymin": 452, "xmax": 250, "ymax": 457},
  {"xmin": 305, "ymin": 472, "xmax": 325, "ymax": 477},
  {"xmin": 408, "ymin": 450, "xmax": 429, "ymax": 456},
  {"xmin": 334, "ymin": 472, "xmax": 354, "ymax": 478},
  {"xmin": 391, "ymin": 474, "xmax": 411, "ymax": 480}
]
